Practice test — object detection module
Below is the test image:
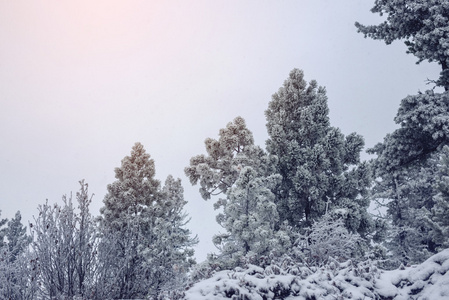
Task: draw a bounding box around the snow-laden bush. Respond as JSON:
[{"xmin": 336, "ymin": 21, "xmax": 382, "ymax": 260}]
[
  {"xmin": 183, "ymin": 258, "xmax": 380, "ymax": 300},
  {"xmin": 181, "ymin": 249, "xmax": 449, "ymax": 300},
  {"xmin": 297, "ymin": 212, "xmax": 363, "ymax": 267},
  {"xmin": 376, "ymin": 248, "xmax": 449, "ymax": 299}
]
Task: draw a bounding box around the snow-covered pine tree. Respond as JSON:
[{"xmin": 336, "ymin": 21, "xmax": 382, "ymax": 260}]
[
  {"xmin": 355, "ymin": 0, "xmax": 449, "ymax": 267},
  {"xmin": 185, "ymin": 117, "xmax": 286, "ymax": 269},
  {"xmin": 368, "ymin": 90, "xmax": 449, "ymax": 266},
  {"xmin": 144, "ymin": 175, "xmax": 197, "ymax": 298},
  {"xmin": 265, "ymin": 69, "xmax": 372, "ymax": 236},
  {"xmin": 212, "ymin": 166, "xmax": 290, "ymax": 268},
  {"xmin": 5, "ymin": 211, "xmax": 30, "ymax": 264},
  {"xmin": 370, "ymin": 91, "xmax": 449, "ymax": 174},
  {"xmin": 185, "ymin": 116, "xmax": 276, "ymax": 202},
  {"xmin": 370, "ymin": 143, "xmax": 440, "ymax": 267},
  {"xmin": 98, "ymin": 142, "xmax": 162, "ymax": 299},
  {"xmin": 0, "ymin": 211, "xmax": 32, "ymax": 300},
  {"xmin": 355, "ymin": 0, "xmax": 449, "ymax": 90},
  {"xmin": 98, "ymin": 142, "xmax": 197, "ymax": 299},
  {"xmin": 431, "ymin": 145, "xmax": 449, "ymax": 250}
]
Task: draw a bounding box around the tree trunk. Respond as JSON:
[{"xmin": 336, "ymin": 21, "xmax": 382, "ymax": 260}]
[{"xmin": 442, "ymin": 60, "xmax": 448, "ymax": 91}]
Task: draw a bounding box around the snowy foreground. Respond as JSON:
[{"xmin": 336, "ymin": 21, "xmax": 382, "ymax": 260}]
[{"xmin": 183, "ymin": 249, "xmax": 449, "ymax": 299}]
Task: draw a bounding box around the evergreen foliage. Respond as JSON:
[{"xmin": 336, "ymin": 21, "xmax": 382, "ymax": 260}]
[
  {"xmin": 5, "ymin": 211, "xmax": 30, "ymax": 263},
  {"xmin": 370, "ymin": 91, "xmax": 449, "ymax": 173},
  {"xmin": 212, "ymin": 166, "xmax": 290, "ymax": 268},
  {"xmin": 0, "ymin": 211, "xmax": 33, "ymax": 299},
  {"xmin": 185, "ymin": 70, "xmax": 373, "ymax": 275},
  {"xmin": 370, "ymin": 150, "xmax": 440, "ymax": 267},
  {"xmin": 99, "ymin": 142, "xmax": 197, "ymax": 299},
  {"xmin": 265, "ymin": 69, "xmax": 372, "ymax": 235},
  {"xmin": 431, "ymin": 145, "xmax": 449, "ymax": 249},
  {"xmin": 185, "ymin": 116, "xmax": 276, "ymax": 201},
  {"xmin": 101, "ymin": 142, "xmax": 161, "ymax": 231},
  {"xmin": 145, "ymin": 175, "xmax": 198, "ymax": 298},
  {"xmin": 98, "ymin": 142, "xmax": 163, "ymax": 298},
  {"xmin": 368, "ymin": 91, "xmax": 449, "ymax": 266},
  {"xmin": 185, "ymin": 117, "xmax": 284, "ymax": 269},
  {"xmin": 3, "ymin": 1, "xmax": 449, "ymax": 293},
  {"xmin": 355, "ymin": 0, "xmax": 449, "ymax": 89},
  {"xmin": 359, "ymin": 0, "xmax": 449, "ymax": 267}
]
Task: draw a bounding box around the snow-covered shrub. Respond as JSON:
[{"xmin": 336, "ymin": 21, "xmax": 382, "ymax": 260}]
[
  {"xmin": 184, "ymin": 247, "xmax": 449, "ymax": 299},
  {"xmin": 376, "ymin": 248, "xmax": 449, "ymax": 299},
  {"xmin": 297, "ymin": 212, "xmax": 363, "ymax": 267},
  {"xmin": 183, "ymin": 257, "xmax": 380, "ymax": 299}
]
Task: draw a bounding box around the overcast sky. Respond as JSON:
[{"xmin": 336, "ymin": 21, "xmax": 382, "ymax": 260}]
[{"xmin": 0, "ymin": 1, "xmax": 443, "ymax": 261}]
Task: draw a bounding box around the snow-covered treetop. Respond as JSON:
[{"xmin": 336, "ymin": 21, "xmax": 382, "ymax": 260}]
[{"xmin": 356, "ymin": 0, "xmax": 449, "ymax": 89}]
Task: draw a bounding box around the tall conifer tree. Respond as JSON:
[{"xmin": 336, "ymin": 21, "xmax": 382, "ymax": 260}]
[
  {"xmin": 186, "ymin": 117, "xmax": 286, "ymax": 268},
  {"xmin": 265, "ymin": 69, "xmax": 372, "ymax": 235},
  {"xmin": 99, "ymin": 142, "xmax": 196, "ymax": 299}
]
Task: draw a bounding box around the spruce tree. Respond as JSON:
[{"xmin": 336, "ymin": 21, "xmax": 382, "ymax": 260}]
[{"xmin": 265, "ymin": 69, "xmax": 372, "ymax": 235}]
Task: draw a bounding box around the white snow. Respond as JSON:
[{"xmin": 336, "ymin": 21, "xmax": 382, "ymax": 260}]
[
  {"xmin": 183, "ymin": 249, "xmax": 449, "ymax": 299},
  {"xmin": 376, "ymin": 249, "xmax": 449, "ymax": 300}
]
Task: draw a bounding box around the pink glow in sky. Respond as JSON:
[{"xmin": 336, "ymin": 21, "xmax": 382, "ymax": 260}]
[{"xmin": 0, "ymin": 1, "xmax": 442, "ymax": 261}]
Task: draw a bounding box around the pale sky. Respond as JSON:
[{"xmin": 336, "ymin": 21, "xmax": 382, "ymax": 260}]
[{"xmin": 0, "ymin": 1, "xmax": 442, "ymax": 261}]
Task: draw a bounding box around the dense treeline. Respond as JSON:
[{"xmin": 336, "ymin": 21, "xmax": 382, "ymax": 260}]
[{"xmin": 1, "ymin": 0, "xmax": 449, "ymax": 299}]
